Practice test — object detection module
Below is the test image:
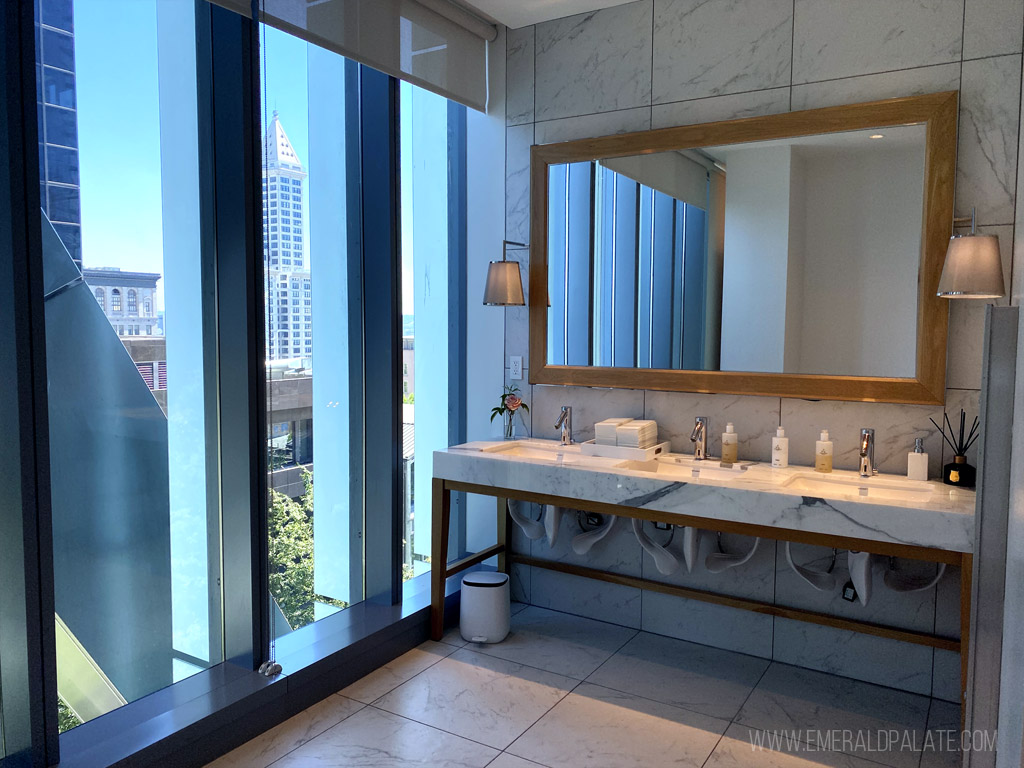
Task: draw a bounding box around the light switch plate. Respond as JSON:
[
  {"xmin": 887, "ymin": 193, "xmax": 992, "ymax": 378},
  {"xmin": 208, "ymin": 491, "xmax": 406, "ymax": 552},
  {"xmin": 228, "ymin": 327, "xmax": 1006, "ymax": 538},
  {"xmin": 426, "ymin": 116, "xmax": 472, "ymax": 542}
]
[{"xmin": 509, "ymin": 356, "xmax": 523, "ymax": 380}]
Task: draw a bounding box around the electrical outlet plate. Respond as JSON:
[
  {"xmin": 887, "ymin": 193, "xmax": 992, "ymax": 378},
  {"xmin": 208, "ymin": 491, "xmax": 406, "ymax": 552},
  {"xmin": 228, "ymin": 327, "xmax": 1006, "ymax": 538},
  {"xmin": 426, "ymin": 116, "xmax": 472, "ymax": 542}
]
[{"xmin": 509, "ymin": 355, "xmax": 523, "ymax": 380}]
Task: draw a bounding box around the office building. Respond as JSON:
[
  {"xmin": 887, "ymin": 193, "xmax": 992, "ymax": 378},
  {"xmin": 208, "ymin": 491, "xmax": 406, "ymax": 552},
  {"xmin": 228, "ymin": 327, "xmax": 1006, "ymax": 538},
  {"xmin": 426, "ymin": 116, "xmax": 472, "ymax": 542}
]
[{"xmin": 263, "ymin": 110, "xmax": 311, "ymax": 361}]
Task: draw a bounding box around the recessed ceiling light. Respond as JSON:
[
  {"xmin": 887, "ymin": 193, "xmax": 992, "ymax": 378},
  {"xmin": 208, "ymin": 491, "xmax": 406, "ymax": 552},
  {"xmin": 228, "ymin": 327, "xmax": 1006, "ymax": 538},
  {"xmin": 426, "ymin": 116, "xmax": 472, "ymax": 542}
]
[{"xmin": 869, "ymin": 134, "xmax": 885, "ymax": 139}]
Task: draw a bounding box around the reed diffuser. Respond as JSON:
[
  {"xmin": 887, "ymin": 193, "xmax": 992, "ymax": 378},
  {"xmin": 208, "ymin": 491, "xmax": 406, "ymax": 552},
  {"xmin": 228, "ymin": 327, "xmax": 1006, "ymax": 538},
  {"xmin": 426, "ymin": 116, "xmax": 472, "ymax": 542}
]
[{"xmin": 929, "ymin": 409, "xmax": 979, "ymax": 488}]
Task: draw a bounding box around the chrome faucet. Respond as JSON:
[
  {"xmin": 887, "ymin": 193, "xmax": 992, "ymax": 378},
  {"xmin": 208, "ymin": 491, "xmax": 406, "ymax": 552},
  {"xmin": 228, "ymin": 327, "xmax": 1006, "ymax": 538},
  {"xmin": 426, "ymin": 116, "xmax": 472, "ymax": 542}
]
[
  {"xmin": 555, "ymin": 406, "xmax": 573, "ymax": 445},
  {"xmin": 859, "ymin": 428, "xmax": 877, "ymax": 478},
  {"xmin": 690, "ymin": 417, "xmax": 709, "ymax": 460}
]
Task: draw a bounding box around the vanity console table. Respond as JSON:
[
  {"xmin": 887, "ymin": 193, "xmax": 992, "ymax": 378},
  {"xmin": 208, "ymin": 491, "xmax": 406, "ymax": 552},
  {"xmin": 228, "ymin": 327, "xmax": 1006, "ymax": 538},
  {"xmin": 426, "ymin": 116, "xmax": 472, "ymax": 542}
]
[{"xmin": 429, "ymin": 442, "xmax": 975, "ymax": 719}]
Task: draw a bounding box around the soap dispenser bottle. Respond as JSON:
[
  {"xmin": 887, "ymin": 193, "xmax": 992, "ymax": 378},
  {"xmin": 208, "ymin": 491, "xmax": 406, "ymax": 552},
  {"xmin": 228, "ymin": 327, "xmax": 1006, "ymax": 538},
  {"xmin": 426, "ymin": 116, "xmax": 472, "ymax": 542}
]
[
  {"xmin": 721, "ymin": 423, "xmax": 738, "ymax": 464},
  {"xmin": 772, "ymin": 427, "xmax": 789, "ymax": 468},
  {"xmin": 908, "ymin": 438, "xmax": 929, "ymax": 481},
  {"xmin": 815, "ymin": 430, "xmax": 833, "ymax": 473}
]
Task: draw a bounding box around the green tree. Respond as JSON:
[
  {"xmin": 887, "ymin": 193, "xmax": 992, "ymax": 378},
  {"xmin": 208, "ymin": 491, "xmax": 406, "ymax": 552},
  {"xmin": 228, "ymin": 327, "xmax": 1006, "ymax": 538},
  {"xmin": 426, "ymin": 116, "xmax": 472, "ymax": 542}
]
[
  {"xmin": 269, "ymin": 469, "xmax": 346, "ymax": 630},
  {"xmin": 58, "ymin": 697, "xmax": 82, "ymax": 733}
]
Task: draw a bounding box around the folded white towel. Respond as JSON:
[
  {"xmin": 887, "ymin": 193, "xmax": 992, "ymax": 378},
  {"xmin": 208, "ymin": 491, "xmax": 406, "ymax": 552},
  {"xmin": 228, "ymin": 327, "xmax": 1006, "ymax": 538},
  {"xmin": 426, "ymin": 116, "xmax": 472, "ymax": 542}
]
[
  {"xmin": 616, "ymin": 420, "xmax": 658, "ymax": 448},
  {"xmin": 595, "ymin": 417, "xmax": 633, "ymax": 445}
]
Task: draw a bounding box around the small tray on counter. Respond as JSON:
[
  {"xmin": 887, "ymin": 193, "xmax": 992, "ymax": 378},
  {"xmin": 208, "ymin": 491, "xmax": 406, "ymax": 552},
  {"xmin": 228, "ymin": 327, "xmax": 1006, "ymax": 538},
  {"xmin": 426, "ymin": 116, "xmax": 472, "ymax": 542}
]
[{"xmin": 578, "ymin": 440, "xmax": 671, "ymax": 461}]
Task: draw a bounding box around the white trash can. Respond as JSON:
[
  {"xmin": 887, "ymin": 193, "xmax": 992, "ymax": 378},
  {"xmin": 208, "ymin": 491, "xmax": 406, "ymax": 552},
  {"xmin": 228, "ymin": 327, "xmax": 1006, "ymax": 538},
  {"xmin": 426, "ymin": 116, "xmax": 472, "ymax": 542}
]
[{"xmin": 460, "ymin": 572, "xmax": 510, "ymax": 644}]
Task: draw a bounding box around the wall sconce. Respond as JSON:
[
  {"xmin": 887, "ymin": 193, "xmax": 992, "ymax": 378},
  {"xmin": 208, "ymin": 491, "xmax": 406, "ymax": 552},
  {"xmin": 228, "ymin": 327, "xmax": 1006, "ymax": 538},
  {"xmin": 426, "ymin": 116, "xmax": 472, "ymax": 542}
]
[
  {"xmin": 937, "ymin": 208, "xmax": 1005, "ymax": 299},
  {"xmin": 483, "ymin": 240, "xmax": 527, "ymax": 306}
]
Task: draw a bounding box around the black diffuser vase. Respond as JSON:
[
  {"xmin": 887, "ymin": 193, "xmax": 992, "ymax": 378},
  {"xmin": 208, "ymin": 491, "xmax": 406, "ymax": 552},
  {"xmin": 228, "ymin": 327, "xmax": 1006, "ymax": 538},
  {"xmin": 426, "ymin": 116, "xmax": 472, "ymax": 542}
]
[
  {"xmin": 931, "ymin": 409, "xmax": 979, "ymax": 490},
  {"xmin": 942, "ymin": 455, "xmax": 976, "ymax": 488}
]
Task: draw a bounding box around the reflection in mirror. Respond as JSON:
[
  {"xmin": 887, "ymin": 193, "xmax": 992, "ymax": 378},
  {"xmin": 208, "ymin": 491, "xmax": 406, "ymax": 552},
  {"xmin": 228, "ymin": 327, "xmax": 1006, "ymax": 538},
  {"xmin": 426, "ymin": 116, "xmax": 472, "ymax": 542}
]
[{"xmin": 546, "ymin": 124, "xmax": 926, "ymax": 379}]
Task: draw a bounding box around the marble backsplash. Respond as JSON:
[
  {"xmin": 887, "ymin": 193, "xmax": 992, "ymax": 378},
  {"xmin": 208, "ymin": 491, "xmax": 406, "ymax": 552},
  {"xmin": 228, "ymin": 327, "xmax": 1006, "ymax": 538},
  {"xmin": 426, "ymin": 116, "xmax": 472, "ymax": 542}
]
[{"xmin": 499, "ymin": 0, "xmax": 1021, "ymax": 702}]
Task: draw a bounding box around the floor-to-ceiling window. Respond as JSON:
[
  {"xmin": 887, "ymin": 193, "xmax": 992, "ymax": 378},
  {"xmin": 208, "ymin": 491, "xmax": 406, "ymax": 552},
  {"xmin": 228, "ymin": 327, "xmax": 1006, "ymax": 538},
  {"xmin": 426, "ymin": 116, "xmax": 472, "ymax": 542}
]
[
  {"xmin": 2, "ymin": 0, "xmax": 476, "ymax": 761},
  {"xmin": 36, "ymin": 0, "xmax": 221, "ymax": 732},
  {"xmin": 399, "ymin": 82, "xmax": 466, "ymax": 579},
  {"xmin": 260, "ymin": 23, "xmax": 365, "ymax": 638}
]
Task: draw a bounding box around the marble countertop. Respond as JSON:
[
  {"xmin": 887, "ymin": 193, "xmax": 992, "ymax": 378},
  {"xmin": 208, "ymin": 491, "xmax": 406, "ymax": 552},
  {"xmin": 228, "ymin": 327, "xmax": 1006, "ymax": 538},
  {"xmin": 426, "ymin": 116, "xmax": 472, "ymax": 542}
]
[{"xmin": 434, "ymin": 440, "xmax": 976, "ymax": 553}]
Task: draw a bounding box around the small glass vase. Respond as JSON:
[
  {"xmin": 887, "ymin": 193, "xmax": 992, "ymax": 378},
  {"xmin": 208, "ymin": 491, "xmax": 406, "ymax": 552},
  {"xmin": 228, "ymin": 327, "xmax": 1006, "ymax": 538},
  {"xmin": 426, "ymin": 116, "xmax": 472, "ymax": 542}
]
[{"xmin": 503, "ymin": 409, "xmax": 521, "ymax": 440}]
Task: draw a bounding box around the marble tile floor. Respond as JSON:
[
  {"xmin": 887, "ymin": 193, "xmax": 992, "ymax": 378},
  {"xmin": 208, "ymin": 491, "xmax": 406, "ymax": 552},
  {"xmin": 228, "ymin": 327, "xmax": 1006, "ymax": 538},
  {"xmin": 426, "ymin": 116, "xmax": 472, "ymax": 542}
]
[{"xmin": 206, "ymin": 604, "xmax": 961, "ymax": 768}]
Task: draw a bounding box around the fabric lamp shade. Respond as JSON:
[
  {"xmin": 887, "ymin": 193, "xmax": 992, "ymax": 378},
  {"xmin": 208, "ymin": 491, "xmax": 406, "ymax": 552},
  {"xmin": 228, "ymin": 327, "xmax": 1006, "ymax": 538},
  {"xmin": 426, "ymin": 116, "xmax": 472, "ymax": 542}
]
[
  {"xmin": 483, "ymin": 260, "xmax": 525, "ymax": 306},
  {"xmin": 937, "ymin": 234, "xmax": 1004, "ymax": 299}
]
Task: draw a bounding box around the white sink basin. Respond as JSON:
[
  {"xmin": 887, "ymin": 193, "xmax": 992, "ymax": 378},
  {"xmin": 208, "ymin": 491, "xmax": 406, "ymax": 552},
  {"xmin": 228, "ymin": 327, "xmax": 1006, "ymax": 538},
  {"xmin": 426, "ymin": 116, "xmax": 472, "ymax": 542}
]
[
  {"xmin": 481, "ymin": 440, "xmax": 599, "ymax": 465},
  {"xmin": 621, "ymin": 455, "xmax": 760, "ymax": 482},
  {"xmin": 782, "ymin": 472, "xmax": 935, "ymax": 504}
]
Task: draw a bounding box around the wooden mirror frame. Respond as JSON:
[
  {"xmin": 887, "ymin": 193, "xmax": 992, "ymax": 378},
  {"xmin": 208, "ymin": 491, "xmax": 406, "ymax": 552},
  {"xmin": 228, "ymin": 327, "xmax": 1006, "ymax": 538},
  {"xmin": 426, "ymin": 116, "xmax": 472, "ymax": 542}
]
[{"xmin": 528, "ymin": 91, "xmax": 958, "ymax": 405}]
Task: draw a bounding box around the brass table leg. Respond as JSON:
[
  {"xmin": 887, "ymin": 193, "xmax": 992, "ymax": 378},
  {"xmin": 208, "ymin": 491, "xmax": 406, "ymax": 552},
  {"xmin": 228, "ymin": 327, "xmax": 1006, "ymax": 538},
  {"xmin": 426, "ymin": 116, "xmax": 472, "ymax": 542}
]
[
  {"xmin": 430, "ymin": 479, "xmax": 451, "ymax": 641},
  {"xmin": 496, "ymin": 497, "xmax": 508, "ymax": 574}
]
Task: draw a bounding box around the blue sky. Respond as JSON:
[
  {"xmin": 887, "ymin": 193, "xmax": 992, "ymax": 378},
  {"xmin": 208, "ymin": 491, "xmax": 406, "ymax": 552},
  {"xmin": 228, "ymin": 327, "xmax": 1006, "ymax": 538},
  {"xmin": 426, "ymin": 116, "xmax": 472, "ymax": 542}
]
[
  {"xmin": 74, "ymin": 6, "xmax": 309, "ymax": 293},
  {"xmin": 74, "ymin": 3, "xmax": 417, "ymax": 315},
  {"xmin": 75, "ymin": 0, "xmax": 164, "ymax": 276}
]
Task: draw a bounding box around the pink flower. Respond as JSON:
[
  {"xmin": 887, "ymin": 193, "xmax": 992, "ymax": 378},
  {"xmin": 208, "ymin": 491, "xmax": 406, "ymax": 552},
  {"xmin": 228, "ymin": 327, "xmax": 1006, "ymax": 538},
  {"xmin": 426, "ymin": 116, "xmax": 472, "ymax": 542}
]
[{"xmin": 505, "ymin": 394, "xmax": 522, "ymax": 412}]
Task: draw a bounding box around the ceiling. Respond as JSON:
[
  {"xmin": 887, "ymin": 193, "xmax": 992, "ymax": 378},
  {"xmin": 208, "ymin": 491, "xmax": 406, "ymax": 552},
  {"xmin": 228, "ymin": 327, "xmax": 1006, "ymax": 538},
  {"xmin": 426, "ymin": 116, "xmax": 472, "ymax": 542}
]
[
  {"xmin": 459, "ymin": 0, "xmax": 636, "ymax": 29},
  {"xmin": 702, "ymin": 123, "xmax": 927, "ymax": 164}
]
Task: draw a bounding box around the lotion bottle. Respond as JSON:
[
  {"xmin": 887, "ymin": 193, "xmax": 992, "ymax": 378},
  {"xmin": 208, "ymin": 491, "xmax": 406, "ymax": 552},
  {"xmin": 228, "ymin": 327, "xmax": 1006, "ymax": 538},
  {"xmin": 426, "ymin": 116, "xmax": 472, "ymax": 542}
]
[
  {"xmin": 771, "ymin": 427, "xmax": 789, "ymax": 468},
  {"xmin": 815, "ymin": 430, "xmax": 833, "ymax": 473},
  {"xmin": 721, "ymin": 423, "xmax": 738, "ymax": 464},
  {"xmin": 907, "ymin": 437, "xmax": 929, "ymax": 481}
]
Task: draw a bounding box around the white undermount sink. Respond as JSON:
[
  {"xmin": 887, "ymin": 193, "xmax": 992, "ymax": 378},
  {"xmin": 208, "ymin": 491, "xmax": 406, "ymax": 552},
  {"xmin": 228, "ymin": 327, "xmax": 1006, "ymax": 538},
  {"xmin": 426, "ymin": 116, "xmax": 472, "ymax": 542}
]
[
  {"xmin": 782, "ymin": 472, "xmax": 936, "ymax": 504},
  {"xmin": 481, "ymin": 440, "xmax": 595, "ymax": 464}
]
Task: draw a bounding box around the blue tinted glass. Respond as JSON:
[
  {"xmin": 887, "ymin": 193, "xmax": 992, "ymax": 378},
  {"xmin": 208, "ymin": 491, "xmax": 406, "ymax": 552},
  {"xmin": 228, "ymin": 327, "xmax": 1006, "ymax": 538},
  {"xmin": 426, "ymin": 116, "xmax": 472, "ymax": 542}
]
[
  {"xmin": 262, "ymin": 24, "xmax": 364, "ymax": 636},
  {"xmin": 41, "ymin": 0, "xmax": 74, "ymax": 32},
  {"xmin": 44, "ymin": 66, "xmax": 76, "ymax": 108},
  {"xmin": 399, "ymin": 81, "xmax": 460, "ymax": 576},
  {"xmin": 38, "ymin": 0, "xmax": 219, "ymax": 735},
  {"xmin": 42, "ymin": 28, "xmax": 75, "ymax": 72},
  {"xmin": 46, "ymin": 145, "xmax": 79, "ymax": 185},
  {"xmin": 43, "ymin": 104, "xmax": 76, "ymax": 147},
  {"xmin": 47, "ymin": 184, "xmax": 79, "ymax": 222}
]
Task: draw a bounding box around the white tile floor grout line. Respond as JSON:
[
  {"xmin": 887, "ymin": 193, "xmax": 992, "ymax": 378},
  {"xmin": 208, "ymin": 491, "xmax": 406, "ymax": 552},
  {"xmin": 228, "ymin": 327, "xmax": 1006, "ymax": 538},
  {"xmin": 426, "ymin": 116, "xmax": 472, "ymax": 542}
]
[
  {"xmin": 725, "ymin": 661, "xmax": 937, "ymax": 768},
  {"xmin": 366, "ymin": 701, "xmax": 513, "ymax": 754},
  {"xmin": 502, "ymin": 677, "xmax": 586, "ymax": 757},
  {"xmin": 729, "ymin": 661, "xmax": 772, "ymax": 727},
  {"xmin": 455, "ymin": 641, "xmax": 620, "ymax": 684},
  {"xmin": 248, "ymin": 645, "xmax": 461, "ymax": 767},
  {"xmin": 486, "ymin": 751, "xmax": 553, "ymax": 768},
  {"xmin": 222, "ymin": 611, "xmax": 959, "ymax": 768},
  {"xmin": 692, "ymin": 656, "xmax": 774, "ymax": 768},
  {"xmin": 261, "ymin": 698, "xmax": 367, "ymax": 768},
  {"xmin": 918, "ymin": 697, "xmax": 937, "ymax": 768},
  {"xmin": 364, "ymin": 646, "xmax": 461, "ymax": 707}
]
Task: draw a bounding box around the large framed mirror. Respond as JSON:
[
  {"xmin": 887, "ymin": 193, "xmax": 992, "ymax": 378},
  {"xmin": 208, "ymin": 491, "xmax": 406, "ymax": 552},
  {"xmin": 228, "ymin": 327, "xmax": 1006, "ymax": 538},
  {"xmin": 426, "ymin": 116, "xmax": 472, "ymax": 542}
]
[{"xmin": 528, "ymin": 92, "xmax": 957, "ymax": 404}]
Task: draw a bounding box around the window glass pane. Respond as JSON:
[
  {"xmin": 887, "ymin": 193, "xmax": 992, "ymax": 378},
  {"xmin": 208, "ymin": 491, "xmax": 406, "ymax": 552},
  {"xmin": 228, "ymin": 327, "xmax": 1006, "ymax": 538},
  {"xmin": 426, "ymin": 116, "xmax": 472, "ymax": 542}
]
[
  {"xmin": 43, "ymin": 28, "xmax": 76, "ymax": 72},
  {"xmin": 399, "ymin": 82, "xmax": 461, "ymax": 578},
  {"xmin": 43, "ymin": 104, "xmax": 77, "ymax": 147},
  {"xmin": 47, "ymin": 183, "xmax": 79, "ymax": 222},
  {"xmin": 44, "ymin": 65, "xmax": 76, "ymax": 108},
  {"xmin": 36, "ymin": 0, "xmax": 221, "ymax": 732},
  {"xmin": 41, "ymin": 0, "xmax": 74, "ymax": 33},
  {"xmin": 46, "ymin": 144, "xmax": 79, "ymax": 185},
  {"xmin": 261, "ymin": 25, "xmax": 364, "ymax": 637}
]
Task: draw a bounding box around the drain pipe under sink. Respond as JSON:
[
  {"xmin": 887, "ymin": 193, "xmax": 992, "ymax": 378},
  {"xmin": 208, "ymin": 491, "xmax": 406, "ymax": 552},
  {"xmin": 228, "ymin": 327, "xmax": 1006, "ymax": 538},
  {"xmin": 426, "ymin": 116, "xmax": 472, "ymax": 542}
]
[
  {"xmin": 632, "ymin": 518, "xmax": 680, "ymax": 575},
  {"xmin": 507, "ymin": 500, "xmax": 545, "ymax": 541}
]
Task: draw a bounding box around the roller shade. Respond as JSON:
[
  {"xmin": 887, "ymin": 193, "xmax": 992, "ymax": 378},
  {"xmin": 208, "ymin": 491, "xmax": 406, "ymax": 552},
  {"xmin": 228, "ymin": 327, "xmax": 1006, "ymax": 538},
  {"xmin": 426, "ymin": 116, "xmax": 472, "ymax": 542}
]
[
  {"xmin": 601, "ymin": 153, "xmax": 709, "ymax": 211},
  {"xmin": 214, "ymin": 0, "xmax": 494, "ymax": 111}
]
